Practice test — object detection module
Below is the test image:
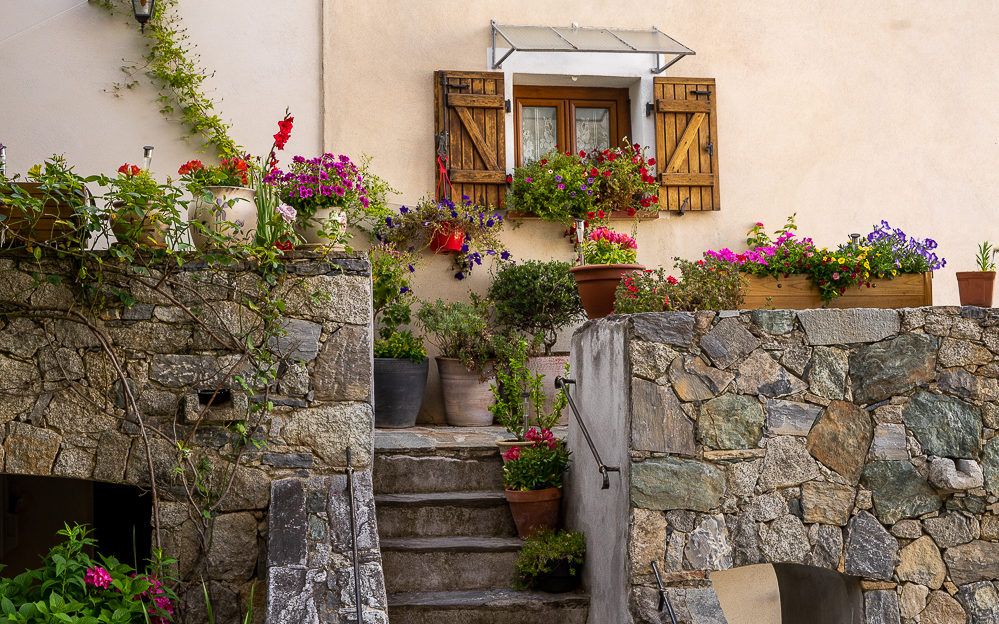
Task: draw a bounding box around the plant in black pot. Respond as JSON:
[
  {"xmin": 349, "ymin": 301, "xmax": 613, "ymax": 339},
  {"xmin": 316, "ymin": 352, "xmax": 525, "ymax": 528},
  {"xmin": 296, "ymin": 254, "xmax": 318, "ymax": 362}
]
[
  {"xmin": 488, "ymin": 260, "xmax": 583, "ymax": 420},
  {"xmin": 514, "ymin": 528, "xmax": 585, "ymax": 593},
  {"xmin": 417, "ymin": 296, "xmax": 498, "ymax": 426},
  {"xmin": 372, "ymin": 244, "xmax": 428, "ymax": 428}
]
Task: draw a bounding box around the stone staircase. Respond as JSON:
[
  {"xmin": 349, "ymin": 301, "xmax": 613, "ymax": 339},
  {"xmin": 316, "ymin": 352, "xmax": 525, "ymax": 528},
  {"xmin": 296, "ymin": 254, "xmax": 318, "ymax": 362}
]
[{"xmin": 373, "ymin": 427, "xmax": 589, "ymax": 624}]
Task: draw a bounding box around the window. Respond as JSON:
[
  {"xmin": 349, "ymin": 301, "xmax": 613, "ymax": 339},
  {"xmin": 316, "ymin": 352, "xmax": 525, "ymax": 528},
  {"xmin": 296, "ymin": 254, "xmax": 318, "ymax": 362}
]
[{"xmin": 513, "ymin": 86, "xmax": 631, "ymax": 165}]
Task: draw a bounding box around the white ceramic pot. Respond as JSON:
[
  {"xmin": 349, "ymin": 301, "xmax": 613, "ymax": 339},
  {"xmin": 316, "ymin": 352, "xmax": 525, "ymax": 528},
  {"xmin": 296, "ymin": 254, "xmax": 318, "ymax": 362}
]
[
  {"xmin": 188, "ymin": 186, "xmax": 257, "ymax": 248},
  {"xmin": 293, "ymin": 207, "xmax": 347, "ymax": 248}
]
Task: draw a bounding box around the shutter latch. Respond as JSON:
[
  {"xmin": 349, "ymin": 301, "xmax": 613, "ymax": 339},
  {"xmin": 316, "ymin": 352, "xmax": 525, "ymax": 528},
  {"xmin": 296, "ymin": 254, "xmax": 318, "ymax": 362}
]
[{"xmin": 705, "ymin": 141, "xmax": 714, "ymax": 156}]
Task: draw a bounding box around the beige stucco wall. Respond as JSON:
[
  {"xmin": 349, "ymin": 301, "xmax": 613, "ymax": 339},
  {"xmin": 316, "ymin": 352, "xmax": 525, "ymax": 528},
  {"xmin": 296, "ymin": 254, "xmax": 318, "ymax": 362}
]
[{"xmin": 0, "ymin": 0, "xmax": 322, "ymax": 182}]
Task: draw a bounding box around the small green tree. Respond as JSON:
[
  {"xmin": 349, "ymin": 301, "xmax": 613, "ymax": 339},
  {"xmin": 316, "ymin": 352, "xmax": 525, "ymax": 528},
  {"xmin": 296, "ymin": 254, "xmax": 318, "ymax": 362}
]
[{"xmin": 488, "ymin": 261, "xmax": 583, "ymax": 355}]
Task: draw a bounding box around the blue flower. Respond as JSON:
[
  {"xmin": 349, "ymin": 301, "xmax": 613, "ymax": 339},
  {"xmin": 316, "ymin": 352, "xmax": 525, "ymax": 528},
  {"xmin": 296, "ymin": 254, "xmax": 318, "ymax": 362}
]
[
  {"xmin": 460, "ymin": 244, "xmax": 469, "ymax": 253},
  {"xmin": 385, "ymin": 216, "xmax": 393, "ymax": 226},
  {"xmin": 400, "ymin": 286, "xmax": 410, "ymax": 294},
  {"xmin": 450, "ymin": 210, "xmax": 459, "ymax": 218},
  {"xmin": 500, "ymin": 251, "xmax": 510, "ymax": 260},
  {"xmin": 486, "ymin": 219, "xmax": 494, "ymax": 227},
  {"xmin": 455, "ymin": 271, "xmax": 465, "ymax": 280},
  {"xmin": 400, "ymin": 206, "xmax": 409, "ymax": 213},
  {"xmin": 407, "ymin": 264, "xmax": 415, "ymax": 272}
]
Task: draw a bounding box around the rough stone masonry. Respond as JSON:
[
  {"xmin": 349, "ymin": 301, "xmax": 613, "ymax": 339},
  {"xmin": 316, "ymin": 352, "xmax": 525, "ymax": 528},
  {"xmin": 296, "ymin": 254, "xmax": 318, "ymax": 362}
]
[
  {"xmin": 572, "ymin": 307, "xmax": 999, "ymax": 624},
  {"xmin": 0, "ymin": 253, "xmax": 386, "ymax": 624}
]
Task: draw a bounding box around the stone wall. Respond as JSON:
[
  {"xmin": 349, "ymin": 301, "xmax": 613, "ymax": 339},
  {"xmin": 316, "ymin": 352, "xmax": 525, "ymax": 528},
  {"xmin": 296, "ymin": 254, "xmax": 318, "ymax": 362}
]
[
  {"xmin": 0, "ymin": 253, "xmax": 387, "ymax": 623},
  {"xmin": 571, "ymin": 307, "xmax": 999, "ymax": 624}
]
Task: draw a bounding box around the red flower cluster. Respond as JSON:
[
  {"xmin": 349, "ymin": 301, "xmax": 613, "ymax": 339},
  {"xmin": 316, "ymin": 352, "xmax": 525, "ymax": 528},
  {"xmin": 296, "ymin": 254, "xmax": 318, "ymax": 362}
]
[
  {"xmin": 525, "ymin": 427, "xmax": 557, "ymax": 450},
  {"xmin": 502, "ymin": 446, "xmax": 520, "ymax": 461},
  {"xmin": 588, "ymin": 226, "xmax": 637, "ymax": 250},
  {"xmin": 221, "ymin": 157, "xmax": 249, "ymax": 186},
  {"xmin": 274, "ymin": 115, "xmax": 294, "ymax": 150},
  {"xmin": 117, "ymin": 163, "xmax": 141, "ymax": 176},
  {"xmin": 274, "ymin": 239, "xmax": 294, "ymax": 251},
  {"xmin": 177, "ymin": 160, "xmax": 204, "ymax": 176}
]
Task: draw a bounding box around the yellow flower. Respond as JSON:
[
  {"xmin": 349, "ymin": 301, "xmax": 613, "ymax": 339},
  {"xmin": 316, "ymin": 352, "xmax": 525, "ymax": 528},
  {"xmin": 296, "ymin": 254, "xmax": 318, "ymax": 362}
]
[
  {"xmin": 837, "ymin": 257, "xmax": 845, "ymax": 265},
  {"xmin": 864, "ymin": 261, "xmax": 870, "ymax": 269},
  {"xmin": 823, "ymin": 256, "xmax": 830, "ymax": 262},
  {"xmin": 891, "ymin": 270, "xmax": 897, "ymax": 277}
]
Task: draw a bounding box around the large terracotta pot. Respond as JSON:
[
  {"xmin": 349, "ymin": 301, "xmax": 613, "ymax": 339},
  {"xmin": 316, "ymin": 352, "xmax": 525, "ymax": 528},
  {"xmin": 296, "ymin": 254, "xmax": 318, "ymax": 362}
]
[
  {"xmin": 294, "ymin": 206, "xmax": 347, "ymax": 248},
  {"xmin": 526, "ymin": 354, "xmax": 571, "ymax": 426},
  {"xmin": 570, "ymin": 263, "xmax": 645, "ymax": 319},
  {"xmin": 435, "ymin": 357, "xmax": 495, "ymax": 427},
  {"xmin": 373, "ymin": 358, "xmax": 429, "ymax": 429},
  {"xmin": 957, "ymin": 271, "xmax": 996, "ymax": 307},
  {"xmin": 188, "ymin": 186, "xmax": 256, "ymax": 248},
  {"xmin": 429, "ymin": 225, "xmax": 465, "ymax": 254},
  {"xmin": 504, "ymin": 487, "xmax": 562, "ymax": 538}
]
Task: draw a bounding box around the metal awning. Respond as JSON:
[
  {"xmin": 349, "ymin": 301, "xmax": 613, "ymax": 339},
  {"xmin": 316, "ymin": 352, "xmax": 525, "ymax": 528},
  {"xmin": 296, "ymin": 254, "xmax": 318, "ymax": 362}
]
[{"xmin": 490, "ymin": 21, "xmax": 695, "ymax": 74}]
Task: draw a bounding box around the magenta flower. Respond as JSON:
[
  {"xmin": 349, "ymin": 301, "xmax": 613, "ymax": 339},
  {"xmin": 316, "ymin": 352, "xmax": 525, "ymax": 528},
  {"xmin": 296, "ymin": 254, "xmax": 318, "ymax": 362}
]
[
  {"xmin": 502, "ymin": 446, "xmax": 520, "ymax": 461},
  {"xmin": 84, "ymin": 566, "xmax": 112, "ymax": 589}
]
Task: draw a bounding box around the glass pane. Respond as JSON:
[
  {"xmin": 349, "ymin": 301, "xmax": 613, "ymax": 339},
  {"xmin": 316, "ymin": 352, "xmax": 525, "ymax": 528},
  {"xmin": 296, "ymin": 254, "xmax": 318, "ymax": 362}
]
[
  {"xmin": 575, "ymin": 107, "xmax": 611, "ymax": 155},
  {"xmin": 522, "ymin": 106, "xmax": 558, "ymax": 163}
]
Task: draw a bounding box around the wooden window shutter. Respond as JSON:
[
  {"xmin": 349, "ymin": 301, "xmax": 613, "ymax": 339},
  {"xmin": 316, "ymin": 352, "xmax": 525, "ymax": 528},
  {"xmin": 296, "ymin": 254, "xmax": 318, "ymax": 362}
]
[
  {"xmin": 653, "ymin": 77, "xmax": 720, "ymax": 212},
  {"xmin": 434, "ymin": 70, "xmax": 507, "ymax": 208}
]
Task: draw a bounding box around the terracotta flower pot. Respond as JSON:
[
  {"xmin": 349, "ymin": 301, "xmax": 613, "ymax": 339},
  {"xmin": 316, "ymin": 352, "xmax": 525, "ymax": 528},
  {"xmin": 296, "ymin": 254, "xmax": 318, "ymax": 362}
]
[
  {"xmin": 569, "ymin": 263, "xmax": 645, "ymax": 319},
  {"xmin": 430, "ymin": 225, "xmax": 465, "ymax": 254},
  {"xmin": 188, "ymin": 186, "xmax": 257, "ymax": 248},
  {"xmin": 957, "ymin": 271, "xmax": 996, "ymax": 307},
  {"xmin": 505, "ymin": 486, "xmax": 562, "ymax": 538},
  {"xmin": 436, "ymin": 357, "xmax": 494, "ymax": 426}
]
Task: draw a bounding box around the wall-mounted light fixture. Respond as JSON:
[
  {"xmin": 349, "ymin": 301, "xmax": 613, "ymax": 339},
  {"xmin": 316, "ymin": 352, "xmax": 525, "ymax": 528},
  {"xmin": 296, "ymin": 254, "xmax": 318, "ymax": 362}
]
[{"xmin": 132, "ymin": 0, "xmax": 156, "ymax": 32}]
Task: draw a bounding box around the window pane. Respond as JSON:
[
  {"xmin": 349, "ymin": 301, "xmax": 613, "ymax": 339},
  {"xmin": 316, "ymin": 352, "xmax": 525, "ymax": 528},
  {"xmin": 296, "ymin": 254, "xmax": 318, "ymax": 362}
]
[
  {"xmin": 522, "ymin": 106, "xmax": 558, "ymax": 163},
  {"xmin": 575, "ymin": 107, "xmax": 611, "ymax": 155}
]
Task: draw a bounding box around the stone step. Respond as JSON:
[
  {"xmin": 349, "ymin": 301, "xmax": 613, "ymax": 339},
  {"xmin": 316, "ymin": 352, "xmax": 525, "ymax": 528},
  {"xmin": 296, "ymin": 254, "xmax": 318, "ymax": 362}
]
[
  {"xmin": 380, "ymin": 536, "xmax": 523, "ymax": 592},
  {"xmin": 375, "ymin": 491, "xmax": 516, "ymax": 538},
  {"xmin": 373, "ymin": 451, "xmax": 503, "ymax": 494},
  {"xmin": 387, "ymin": 589, "xmax": 590, "ymax": 624}
]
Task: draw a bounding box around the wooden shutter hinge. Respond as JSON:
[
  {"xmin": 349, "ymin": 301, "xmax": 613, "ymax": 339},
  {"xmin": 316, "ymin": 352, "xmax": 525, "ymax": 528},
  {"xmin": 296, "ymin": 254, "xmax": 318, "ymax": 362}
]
[{"xmin": 505, "ymin": 99, "xmax": 511, "ymax": 113}]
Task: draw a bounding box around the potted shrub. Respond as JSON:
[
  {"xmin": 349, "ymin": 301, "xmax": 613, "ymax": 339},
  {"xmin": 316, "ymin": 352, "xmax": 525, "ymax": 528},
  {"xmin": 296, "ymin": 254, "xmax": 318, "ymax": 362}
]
[
  {"xmin": 0, "ymin": 155, "xmax": 95, "ymax": 248},
  {"xmin": 491, "ymin": 337, "xmax": 567, "ymax": 459},
  {"xmin": 371, "ymin": 244, "xmax": 428, "ymax": 428},
  {"xmin": 514, "ymin": 528, "xmax": 586, "ymax": 593},
  {"xmin": 379, "ymin": 196, "xmax": 508, "ymax": 280},
  {"xmin": 502, "ymin": 428, "xmax": 571, "ymax": 538},
  {"xmin": 417, "ymin": 297, "xmax": 498, "ymax": 426},
  {"xmin": 181, "ymin": 157, "xmax": 257, "ymax": 247},
  {"xmin": 489, "ymin": 259, "xmax": 583, "ymax": 417},
  {"xmin": 570, "ymin": 226, "xmax": 644, "ymax": 319},
  {"xmin": 103, "ymin": 163, "xmax": 185, "ymax": 249},
  {"xmin": 957, "ymin": 241, "xmax": 997, "ymax": 307}
]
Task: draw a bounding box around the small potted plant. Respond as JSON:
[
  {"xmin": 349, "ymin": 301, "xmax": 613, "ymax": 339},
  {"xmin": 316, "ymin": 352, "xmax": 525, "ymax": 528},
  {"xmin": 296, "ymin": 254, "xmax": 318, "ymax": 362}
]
[
  {"xmin": 417, "ymin": 297, "xmax": 498, "ymax": 426},
  {"xmin": 181, "ymin": 156, "xmax": 256, "ymax": 247},
  {"xmin": 489, "ymin": 260, "xmax": 583, "ymax": 416},
  {"xmin": 570, "ymin": 226, "xmax": 644, "ymax": 319},
  {"xmin": 0, "ymin": 155, "xmax": 95, "ymax": 247},
  {"xmin": 490, "ymin": 337, "xmax": 567, "ymax": 459},
  {"xmin": 380, "ymin": 196, "xmax": 508, "ymax": 280},
  {"xmin": 265, "ymin": 153, "xmax": 371, "ymax": 248},
  {"xmin": 957, "ymin": 241, "xmax": 997, "ymax": 307},
  {"xmin": 514, "ymin": 528, "xmax": 585, "ymax": 593},
  {"xmin": 103, "ymin": 163, "xmax": 185, "ymax": 248},
  {"xmin": 502, "ymin": 428, "xmax": 571, "ymax": 538},
  {"xmin": 372, "ymin": 244, "xmax": 428, "ymax": 428}
]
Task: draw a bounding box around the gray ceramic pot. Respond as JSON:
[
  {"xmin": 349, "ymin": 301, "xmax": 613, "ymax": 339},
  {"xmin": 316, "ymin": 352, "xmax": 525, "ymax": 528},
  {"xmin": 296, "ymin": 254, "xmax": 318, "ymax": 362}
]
[{"xmin": 373, "ymin": 358, "xmax": 429, "ymax": 428}]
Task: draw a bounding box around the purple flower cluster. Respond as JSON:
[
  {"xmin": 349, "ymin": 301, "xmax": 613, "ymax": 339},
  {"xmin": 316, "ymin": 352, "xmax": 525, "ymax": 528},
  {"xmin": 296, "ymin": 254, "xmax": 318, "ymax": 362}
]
[
  {"xmin": 265, "ymin": 153, "xmax": 369, "ymax": 217},
  {"xmin": 866, "ymin": 220, "xmax": 945, "ymax": 271}
]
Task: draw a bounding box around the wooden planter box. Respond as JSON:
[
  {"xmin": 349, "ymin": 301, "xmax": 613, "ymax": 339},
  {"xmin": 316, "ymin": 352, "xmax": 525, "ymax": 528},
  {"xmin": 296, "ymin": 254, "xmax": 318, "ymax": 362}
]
[
  {"xmin": 506, "ymin": 209, "xmax": 660, "ymax": 221},
  {"xmin": 0, "ymin": 182, "xmax": 90, "ymax": 243},
  {"xmin": 740, "ymin": 272, "xmax": 933, "ymax": 309}
]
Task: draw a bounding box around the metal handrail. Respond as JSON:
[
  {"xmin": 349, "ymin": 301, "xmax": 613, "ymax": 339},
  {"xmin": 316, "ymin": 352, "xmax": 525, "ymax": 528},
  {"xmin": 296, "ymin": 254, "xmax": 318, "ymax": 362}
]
[
  {"xmin": 345, "ymin": 447, "xmax": 364, "ymax": 624},
  {"xmin": 651, "ymin": 560, "xmax": 679, "ymax": 624},
  {"xmin": 554, "ymin": 376, "xmax": 620, "ymax": 489}
]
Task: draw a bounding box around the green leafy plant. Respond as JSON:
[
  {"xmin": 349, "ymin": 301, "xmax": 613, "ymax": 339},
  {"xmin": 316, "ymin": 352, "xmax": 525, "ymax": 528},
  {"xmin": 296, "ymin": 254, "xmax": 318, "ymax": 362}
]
[
  {"xmin": 374, "ymin": 330, "xmax": 426, "ymax": 362},
  {"xmin": 489, "ymin": 338, "xmax": 566, "ymax": 440},
  {"xmin": 379, "ymin": 196, "xmax": 508, "ymax": 280},
  {"xmin": 371, "ymin": 244, "xmax": 425, "ymax": 361},
  {"xmin": 101, "ymin": 163, "xmax": 188, "ymax": 249},
  {"xmin": 513, "ymin": 528, "xmax": 585, "ymax": 591},
  {"xmin": 488, "ymin": 261, "xmax": 583, "ymax": 356},
  {"xmin": 502, "ymin": 432, "xmax": 571, "ymax": 491},
  {"xmin": 587, "ymin": 140, "xmax": 659, "ymax": 215},
  {"xmin": 416, "ymin": 298, "xmax": 496, "ymax": 375},
  {"xmin": 976, "ymin": 241, "xmax": 996, "ymax": 271},
  {"xmin": 582, "ymin": 227, "xmax": 638, "ymax": 265},
  {"xmin": 614, "ymin": 256, "xmax": 745, "ymax": 314},
  {"xmin": 508, "ymin": 149, "xmax": 598, "ymax": 226},
  {"xmin": 0, "ymin": 524, "xmax": 177, "ymax": 623}
]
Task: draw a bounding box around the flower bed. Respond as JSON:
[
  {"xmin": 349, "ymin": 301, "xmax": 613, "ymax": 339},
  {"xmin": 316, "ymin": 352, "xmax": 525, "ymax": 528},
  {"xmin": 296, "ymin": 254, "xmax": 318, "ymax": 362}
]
[{"xmin": 741, "ymin": 271, "xmax": 933, "ymax": 309}]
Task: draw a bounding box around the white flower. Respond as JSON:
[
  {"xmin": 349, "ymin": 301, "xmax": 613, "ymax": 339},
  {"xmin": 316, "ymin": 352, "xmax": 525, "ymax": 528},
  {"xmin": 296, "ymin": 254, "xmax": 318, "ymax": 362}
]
[{"xmin": 276, "ymin": 203, "xmax": 297, "ymax": 223}]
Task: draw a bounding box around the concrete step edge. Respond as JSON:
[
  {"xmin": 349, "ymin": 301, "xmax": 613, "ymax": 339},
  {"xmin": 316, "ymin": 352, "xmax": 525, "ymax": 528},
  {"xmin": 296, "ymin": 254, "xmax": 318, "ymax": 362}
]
[
  {"xmin": 375, "ymin": 490, "xmax": 507, "ymax": 507},
  {"xmin": 388, "ymin": 588, "xmax": 590, "ymax": 609},
  {"xmin": 380, "ymin": 536, "xmax": 523, "ymax": 553}
]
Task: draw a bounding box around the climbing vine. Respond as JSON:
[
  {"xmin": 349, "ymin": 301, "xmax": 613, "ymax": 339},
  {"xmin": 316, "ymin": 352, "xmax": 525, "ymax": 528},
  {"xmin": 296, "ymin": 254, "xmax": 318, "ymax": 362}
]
[{"xmin": 91, "ymin": 0, "xmax": 241, "ymax": 157}]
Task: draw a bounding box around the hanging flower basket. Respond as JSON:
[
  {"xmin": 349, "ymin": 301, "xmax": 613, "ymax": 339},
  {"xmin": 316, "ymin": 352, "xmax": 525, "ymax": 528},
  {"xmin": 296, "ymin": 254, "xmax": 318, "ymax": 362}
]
[{"xmin": 429, "ymin": 225, "xmax": 465, "ymax": 254}]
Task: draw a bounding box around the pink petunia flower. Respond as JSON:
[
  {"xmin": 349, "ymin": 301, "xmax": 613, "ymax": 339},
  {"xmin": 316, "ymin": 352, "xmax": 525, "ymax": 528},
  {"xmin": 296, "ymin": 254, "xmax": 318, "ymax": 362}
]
[{"xmin": 85, "ymin": 566, "xmax": 112, "ymax": 589}]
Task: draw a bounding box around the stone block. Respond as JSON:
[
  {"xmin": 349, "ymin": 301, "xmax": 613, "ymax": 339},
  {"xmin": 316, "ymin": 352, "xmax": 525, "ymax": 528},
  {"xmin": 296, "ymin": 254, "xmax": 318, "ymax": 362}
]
[
  {"xmin": 759, "ymin": 514, "xmax": 810, "ymax": 564},
  {"xmin": 697, "ymin": 394, "xmax": 765, "ymax": 450},
  {"xmin": 631, "ymin": 458, "xmax": 726, "ymax": 512},
  {"xmin": 899, "ymin": 583, "xmax": 929, "ymax": 620},
  {"xmin": 668, "ymin": 356, "xmax": 734, "ymax": 401},
  {"xmin": 268, "ymin": 318, "xmax": 322, "ymax": 364},
  {"xmin": 806, "ymin": 523, "xmax": 843, "ymax": 569},
  {"xmin": 108, "ymin": 322, "xmax": 193, "ymax": 354},
  {"xmin": 807, "ymin": 400, "xmax": 873, "ymax": 484},
  {"xmin": 262, "ymin": 453, "xmax": 314, "ymax": 468},
  {"xmin": 943, "ymin": 541, "xmax": 999, "ymax": 585},
  {"xmin": 750, "ymin": 309, "xmax": 795, "ymax": 335},
  {"xmin": 801, "ymin": 482, "xmax": 854, "ymax": 526},
  {"xmin": 699, "ymin": 317, "xmax": 760, "ymax": 369},
  {"xmin": 870, "ymin": 423, "xmax": 908, "ymax": 461},
  {"xmin": 808, "ymin": 346, "xmax": 848, "ymax": 400},
  {"xmin": 958, "ymin": 581, "xmax": 999, "ymax": 624},
  {"xmin": 939, "ymin": 337, "xmax": 993, "ymax": 368},
  {"xmin": 52, "ymin": 445, "xmax": 95, "ymax": 479},
  {"xmin": 895, "ymin": 535, "xmax": 946, "ymax": 589},
  {"xmin": 864, "ymin": 590, "xmax": 901, "ymax": 624},
  {"xmin": 269, "ymin": 478, "xmax": 307, "ymax": 567},
  {"xmin": 766, "ymin": 399, "xmax": 821, "ymax": 436},
  {"xmin": 93, "ymin": 430, "xmax": 131, "ymax": 483},
  {"xmin": 725, "ymin": 459, "xmax": 762, "ymax": 498},
  {"xmin": 849, "ymin": 334, "xmax": 938, "ymax": 405},
  {"xmin": 327, "ymin": 471, "xmax": 379, "ymax": 553},
  {"xmin": 922, "ymin": 590, "xmax": 967, "ymax": 624},
  {"xmin": 629, "ymin": 508, "xmax": 668, "ymax": 576},
  {"xmin": 861, "ymin": 460, "xmax": 941, "ymax": 525},
  {"xmin": 4, "ymin": 422, "xmax": 61, "ymax": 475},
  {"xmin": 929, "ymin": 457, "xmax": 984, "ymax": 491},
  {"xmin": 149, "ymin": 354, "xmax": 242, "ymax": 388},
  {"xmin": 207, "ymin": 512, "xmax": 259, "ymax": 581},
  {"xmin": 683, "ymin": 514, "xmax": 732, "ymax": 571},
  {"xmin": 631, "ymin": 379, "xmax": 695, "ymax": 456},
  {"xmin": 630, "ymin": 340, "xmax": 679, "ymax": 380},
  {"xmin": 266, "ymin": 568, "xmax": 318, "ymax": 624},
  {"xmin": 630, "ymin": 312, "xmax": 695, "ymax": 346},
  {"xmin": 313, "ymin": 324, "xmax": 371, "ymax": 402},
  {"xmin": 734, "ymin": 350, "xmax": 806, "ymax": 397},
  {"xmin": 903, "ymin": 391, "xmax": 981, "ymax": 459},
  {"xmin": 183, "ymin": 390, "xmax": 249, "ymax": 423},
  {"xmin": 281, "ymin": 403, "xmax": 373, "ymax": 469},
  {"xmin": 940, "ymin": 367, "xmax": 981, "ymax": 401},
  {"xmin": 278, "ymin": 274, "xmax": 371, "ymax": 325},
  {"xmin": 758, "ymin": 436, "xmax": 820, "ymax": 490},
  {"xmin": 798, "ymin": 308, "xmax": 899, "ymax": 345},
  {"xmin": 845, "ymin": 511, "xmax": 898, "ymax": 580}
]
